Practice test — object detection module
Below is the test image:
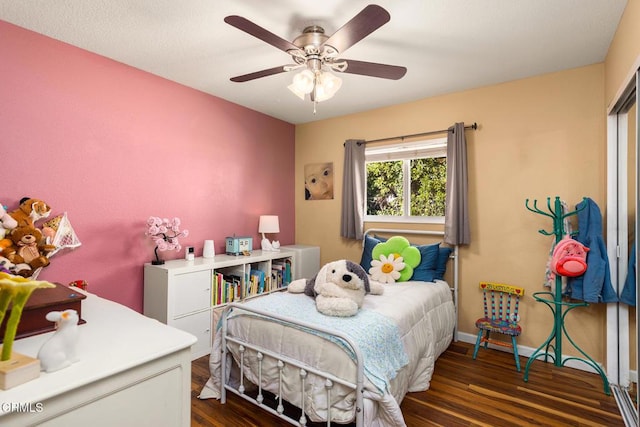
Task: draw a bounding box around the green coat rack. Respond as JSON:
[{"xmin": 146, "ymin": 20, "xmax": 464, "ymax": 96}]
[{"xmin": 523, "ymin": 196, "xmax": 610, "ymax": 395}]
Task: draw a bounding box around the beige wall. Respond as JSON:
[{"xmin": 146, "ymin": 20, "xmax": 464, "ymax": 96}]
[
  {"xmin": 295, "ymin": 64, "xmax": 606, "ymax": 360},
  {"xmin": 606, "ymin": 0, "xmax": 640, "ymax": 107},
  {"xmin": 294, "ymin": 0, "xmax": 640, "ymax": 367}
]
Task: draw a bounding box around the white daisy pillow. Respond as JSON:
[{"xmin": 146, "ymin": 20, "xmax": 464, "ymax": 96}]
[{"xmin": 369, "ymin": 253, "xmax": 406, "ymax": 284}]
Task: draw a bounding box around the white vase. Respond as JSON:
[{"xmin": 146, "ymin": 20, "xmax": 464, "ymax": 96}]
[{"xmin": 203, "ymin": 240, "xmax": 215, "ymax": 258}]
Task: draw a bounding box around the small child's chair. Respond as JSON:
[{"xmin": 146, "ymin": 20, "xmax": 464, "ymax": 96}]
[{"xmin": 472, "ymin": 281, "xmax": 524, "ymax": 371}]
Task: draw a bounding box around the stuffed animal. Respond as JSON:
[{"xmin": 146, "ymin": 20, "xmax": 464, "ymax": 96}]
[
  {"xmin": 8, "ymin": 197, "xmax": 52, "ymax": 228},
  {"xmin": 0, "ymin": 204, "xmax": 18, "ymax": 239},
  {"xmin": 0, "ymin": 255, "xmax": 30, "ymax": 276},
  {"xmin": 2, "ymin": 226, "xmax": 56, "ymax": 272},
  {"xmin": 288, "ymin": 260, "xmax": 384, "ymax": 317},
  {"xmin": 0, "ymin": 256, "xmax": 13, "ymax": 274}
]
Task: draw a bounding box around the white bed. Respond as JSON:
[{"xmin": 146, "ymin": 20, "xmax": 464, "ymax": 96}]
[{"xmin": 199, "ymin": 230, "xmax": 457, "ymax": 427}]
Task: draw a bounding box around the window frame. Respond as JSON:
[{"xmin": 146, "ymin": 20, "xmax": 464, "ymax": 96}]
[{"xmin": 364, "ymin": 137, "xmax": 447, "ymax": 224}]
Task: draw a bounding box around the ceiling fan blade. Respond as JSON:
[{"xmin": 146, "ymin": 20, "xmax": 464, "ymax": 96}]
[
  {"xmin": 225, "ymin": 15, "xmax": 301, "ymax": 53},
  {"xmin": 323, "ymin": 5, "xmax": 390, "ymax": 54},
  {"xmin": 230, "ymin": 65, "xmax": 288, "ymax": 82},
  {"xmin": 340, "ymin": 59, "xmax": 407, "ymax": 80}
]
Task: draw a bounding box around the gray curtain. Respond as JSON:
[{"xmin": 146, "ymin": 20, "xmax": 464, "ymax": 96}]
[
  {"xmin": 340, "ymin": 139, "xmax": 366, "ymax": 239},
  {"xmin": 444, "ymin": 122, "xmax": 471, "ymax": 245}
]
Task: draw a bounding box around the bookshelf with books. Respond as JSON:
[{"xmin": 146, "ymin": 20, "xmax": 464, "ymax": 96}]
[{"xmin": 143, "ymin": 249, "xmax": 296, "ymax": 360}]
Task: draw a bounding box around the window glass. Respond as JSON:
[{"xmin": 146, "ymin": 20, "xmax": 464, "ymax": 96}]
[
  {"xmin": 366, "ymin": 160, "xmax": 403, "ymax": 216},
  {"xmin": 365, "ymin": 138, "xmax": 446, "ymax": 223}
]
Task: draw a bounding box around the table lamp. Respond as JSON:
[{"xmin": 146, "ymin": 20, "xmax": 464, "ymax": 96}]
[{"xmin": 258, "ymin": 215, "xmax": 280, "ymax": 251}]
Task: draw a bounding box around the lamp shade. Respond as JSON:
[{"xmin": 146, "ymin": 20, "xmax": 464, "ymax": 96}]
[
  {"xmin": 315, "ymin": 72, "xmax": 342, "ymax": 102},
  {"xmin": 287, "ymin": 69, "xmax": 342, "ymax": 102},
  {"xmin": 258, "ymin": 215, "xmax": 280, "ymax": 234}
]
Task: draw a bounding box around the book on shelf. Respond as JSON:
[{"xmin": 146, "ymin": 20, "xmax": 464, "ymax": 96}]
[
  {"xmin": 210, "ymin": 256, "xmax": 294, "ymax": 306},
  {"xmin": 272, "ymin": 259, "xmax": 293, "ymax": 288},
  {"xmin": 212, "ymin": 271, "xmax": 244, "ymax": 304},
  {"xmin": 249, "ymin": 269, "xmax": 266, "ymax": 296}
]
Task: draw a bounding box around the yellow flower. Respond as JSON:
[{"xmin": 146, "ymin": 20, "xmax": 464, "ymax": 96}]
[
  {"xmin": 0, "ymin": 272, "xmax": 56, "ymax": 293},
  {"xmin": 0, "ymin": 272, "xmax": 55, "ymax": 361}
]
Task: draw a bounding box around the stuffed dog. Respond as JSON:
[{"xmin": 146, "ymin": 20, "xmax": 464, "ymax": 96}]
[
  {"xmin": 288, "ymin": 259, "xmax": 384, "ymax": 317},
  {"xmin": 9, "ymin": 197, "xmax": 52, "ymax": 228}
]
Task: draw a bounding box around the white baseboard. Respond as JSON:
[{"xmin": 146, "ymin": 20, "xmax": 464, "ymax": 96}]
[{"xmin": 457, "ymin": 331, "xmax": 603, "ymax": 374}]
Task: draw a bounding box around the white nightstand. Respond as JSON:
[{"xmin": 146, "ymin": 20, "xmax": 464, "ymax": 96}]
[
  {"xmin": 281, "ymin": 245, "xmax": 320, "ymax": 279},
  {"xmin": 0, "ymin": 292, "xmax": 196, "ymax": 427}
]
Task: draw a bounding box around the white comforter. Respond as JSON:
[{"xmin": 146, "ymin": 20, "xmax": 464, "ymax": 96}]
[{"xmin": 199, "ymin": 279, "xmax": 455, "ymax": 427}]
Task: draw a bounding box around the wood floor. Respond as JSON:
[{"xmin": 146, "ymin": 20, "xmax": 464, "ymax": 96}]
[{"xmin": 190, "ymin": 341, "xmax": 625, "ymax": 426}]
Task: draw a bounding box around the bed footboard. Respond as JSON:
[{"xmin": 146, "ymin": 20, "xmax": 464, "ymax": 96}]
[{"xmin": 220, "ymin": 302, "xmax": 365, "ymax": 426}]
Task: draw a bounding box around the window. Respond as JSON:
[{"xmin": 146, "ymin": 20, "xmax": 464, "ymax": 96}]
[{"xmin": 365, "ymin": 138, "xmax": 446, "ymax": 223}]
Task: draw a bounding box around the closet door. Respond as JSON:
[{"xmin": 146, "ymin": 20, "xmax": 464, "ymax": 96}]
[{"xmin": 608, "ymin": 68, "xmax": 639, "ymax": 425}]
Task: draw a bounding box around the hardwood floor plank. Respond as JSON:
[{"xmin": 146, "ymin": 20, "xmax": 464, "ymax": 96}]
[{"xmin": 191, "ymin": 341, "xmax": 625, "ymax": 427}]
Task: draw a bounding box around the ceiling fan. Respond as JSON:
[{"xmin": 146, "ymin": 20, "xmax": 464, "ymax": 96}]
[{"xmin": 224, "ymin": 4, "xmax": 407, "ymax": 107}]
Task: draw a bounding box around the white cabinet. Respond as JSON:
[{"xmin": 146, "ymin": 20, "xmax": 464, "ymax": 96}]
[
  {"xmin": 172, "ymin": 310, "xmax": 211, "ymax": 358},
  {"xmin": 172, "ymin": 270, "xmax": 211, "ymax": 316},
  {"xmin": 144, "ymin": 249, "xmax": 296, "ymax": 360},
  {"xmin": 281, "ymin": 245, "xmax": 320, "ymax": 279}
]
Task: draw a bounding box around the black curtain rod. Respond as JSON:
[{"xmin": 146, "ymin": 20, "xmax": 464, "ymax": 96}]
[{"xmin": 357, "ymin": 122, "xmax": 478, "ymax": 145}]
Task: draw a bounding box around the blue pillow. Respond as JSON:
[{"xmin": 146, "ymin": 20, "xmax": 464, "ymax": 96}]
[
  {"xmin": 359, "ymin": 234, "xmax": 382, "ymax": 271},
  {"xmin": 411, "ymin": 243, "xmax": 441, "ymax": 282},
  {"xmin": 434, "ymin": 247, "xmax": 453, "ymax": 280}
]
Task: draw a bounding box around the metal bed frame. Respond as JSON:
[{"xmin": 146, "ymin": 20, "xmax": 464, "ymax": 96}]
[
  {"xmin": 221, "ymin": 303, "xmax": 365, "ymax": 426},
  {"xmin": 218, "ymin": 228, "xmax": 458, "ymax": 426}
]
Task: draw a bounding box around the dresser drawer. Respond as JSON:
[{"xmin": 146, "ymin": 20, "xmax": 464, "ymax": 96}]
[
  {"xmin": 172, "ymin": 270, "xmax": 211, "ymax": 317},
  {"xmin": 172, "ymin": 310, "xmax": 211, "ymax": 359}
]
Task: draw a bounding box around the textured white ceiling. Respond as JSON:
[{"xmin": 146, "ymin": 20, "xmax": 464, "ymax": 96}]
[{"xmin": 0, "ymin": 0, "xmax": 627, "ymax": 124}]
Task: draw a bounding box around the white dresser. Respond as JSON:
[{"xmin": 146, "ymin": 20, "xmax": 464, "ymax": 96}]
[{"xmin": 0, "ymin": 292, "xmax": 196, "ymax": 427}]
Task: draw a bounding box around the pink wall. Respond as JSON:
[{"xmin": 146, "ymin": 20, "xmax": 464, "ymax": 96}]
[{"xmin": 0, "ymin": 21, "xmax": 295, "ymax": 312}]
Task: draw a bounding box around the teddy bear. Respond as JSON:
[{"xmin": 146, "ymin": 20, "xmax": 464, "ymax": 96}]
[
  {"xmin": 2, "ymin": 226, "xmax": 56, "ymax": 274},
  {"xmin": 8, "ymin": 197, "xmax": 52, "ymax": 228},
  {"xmin": 288, "ymin": 259, "xmax": 384, "ymax": 317}
]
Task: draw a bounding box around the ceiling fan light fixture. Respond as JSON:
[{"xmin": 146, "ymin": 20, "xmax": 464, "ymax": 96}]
[
  {"xmin": 314, "ymin": 71, "xmax": 342, "ymax": 102},
  {"xmin": 287, "ymin": 82, "xmax": 307, "ymax": 100},
  {"xmin": 289, "ymin": 69, "xmax": 315, "ymax": 98}
]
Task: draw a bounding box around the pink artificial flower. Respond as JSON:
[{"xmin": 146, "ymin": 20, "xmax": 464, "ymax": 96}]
[{"xmin": 146, "ymin": 215, "xmax": 188, "ymax": 256}]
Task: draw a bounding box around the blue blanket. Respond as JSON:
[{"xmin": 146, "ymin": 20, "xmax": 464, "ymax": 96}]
[{"xmin": 233, "ymin": 292, "xmax": 408, "ymax": 393}]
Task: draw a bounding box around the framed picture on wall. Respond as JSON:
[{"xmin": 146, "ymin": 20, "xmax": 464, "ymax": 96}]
[{"xmin": 304, "ymin": 162, "xmax": 334, "ymax": 200}]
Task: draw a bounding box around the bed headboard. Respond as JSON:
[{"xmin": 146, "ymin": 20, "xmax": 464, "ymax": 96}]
[{"xmin": 363, "ymin": 228, "xmax": 459, "ymax": 340}]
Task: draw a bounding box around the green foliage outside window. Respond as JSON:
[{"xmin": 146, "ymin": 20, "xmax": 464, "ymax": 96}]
[
  {"xmin": 410, "ymin": 157, "xmax": 446, "ymax": 216},
  {"xmin": 366, "ymin": 157, "xmax": 446, "ymax": 217},
  {"xmin": 367, "ymin": 161, "xmax": 403, "ymax": 215}
]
